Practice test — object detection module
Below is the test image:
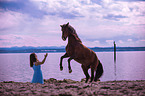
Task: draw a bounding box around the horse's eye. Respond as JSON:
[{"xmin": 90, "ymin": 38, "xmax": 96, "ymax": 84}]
[{"xmin": 62, "ymin": 27, "xmax": 65, "ymax": 30}]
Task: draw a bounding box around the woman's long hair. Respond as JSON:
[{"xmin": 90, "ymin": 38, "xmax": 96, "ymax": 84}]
[{"xmin": 30, "ymin": 53, "xmax": 37, "ymax": 67}]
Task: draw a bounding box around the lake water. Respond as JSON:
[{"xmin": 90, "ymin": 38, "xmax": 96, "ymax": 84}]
[{"xmin": 0, "ymin": 51, "xmax": 145, "ymax": 82}]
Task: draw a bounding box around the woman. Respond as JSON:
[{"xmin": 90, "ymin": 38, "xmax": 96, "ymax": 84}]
[{"xmin": 30, "ymin": 53, "xmax": 48, "ymax": 84}]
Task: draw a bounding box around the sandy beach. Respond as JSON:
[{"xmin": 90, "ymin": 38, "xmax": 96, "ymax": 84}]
[{"xmin": 0, "ymin": 78, "xmax": 145, "ymax": 96}]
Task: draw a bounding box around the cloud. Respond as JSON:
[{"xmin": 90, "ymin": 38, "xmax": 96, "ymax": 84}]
[
  {"xmin": 127, "ymin": 39, "xmax": 133, "ymax": 42},
  {"xmin": 139, "ymin": 39, "xmax": 145, "ymax": 42},
  {"xmin": 103, "ymin": 14, "xmax": 128, "ymax": 21},
  {"xmin": 57, "ymin": 11, "xmax": 84, "ymax": 19},
  {"xmin": 106, "ymin": 40, "xmax": 114, "ymax": 43},
  {"xmin": 0, "ymin": 0, "xmax": 47, "ymax": 18},
  {"xmin": 0, "ymin": 34, "xmax": 66, "ymax": 47},
  {"xmin": 0, "ymin": 10, "xmax": 25, "ymax": 30},
  {"xmin": 118, "ymin": 40, "xmax": 124, "ymax": 44},
  {"xmin": 1, "ymin": 0, "xmax": 145, "ymax": 23},
  {"xmin": 83, "ymin": 40, "xmax": 103, "ymax": 47},
  {"xmin": 115, "ymin": 39, "xmax": 145, "ymax": 47},
  {"xmin": 115, "ymin": 0, "xmax": 145, "ymax": 2},
  {"xmin": 0, "ymin": 0, "xmax": 145, "ymax": 47},
  {"xmin": 105, "ymin": 40, "xmax": 114, "ymax": 46}
]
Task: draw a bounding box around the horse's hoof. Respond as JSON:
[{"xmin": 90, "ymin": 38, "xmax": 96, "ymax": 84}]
[
  {"xmin": 69, "ymin": 69, "xmax": 72, "ymax": 73},
  {"xmin": 60, "ymin": 67, "xmax": 63, "ymax": 71},
  {"xmin": 85, "ymin": 80, "xmax": 88, "ymax": 83},
  {"xmin": 94, "ymin": 79, "xmax": 100, "ymax": 82},
  {"xmin": 90, "ymin": 81, "xmax": 93, "ymax": 83}
]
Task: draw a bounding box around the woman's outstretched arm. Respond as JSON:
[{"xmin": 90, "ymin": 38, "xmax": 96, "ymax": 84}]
[{"xmin": 35, "ymin": 53, "xmax": 48, "ymax": 66}]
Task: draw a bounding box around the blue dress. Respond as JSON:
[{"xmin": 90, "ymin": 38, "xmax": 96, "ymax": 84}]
[{"xmin": 31, "ymin": 63, "xmax": 44, "ymax": 84}]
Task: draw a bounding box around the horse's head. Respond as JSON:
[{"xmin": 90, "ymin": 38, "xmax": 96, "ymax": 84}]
[
  {"xmin": 60, "ymin": 22, "xmax": 70, "ymax": 41},
  {"xmin": 60, "ymin": 22, "xmax": 82, "ymax": 42}
]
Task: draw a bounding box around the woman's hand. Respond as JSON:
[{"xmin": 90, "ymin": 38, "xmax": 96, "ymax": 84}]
[
  {"xmin": 45, "ymin": 53, "xmax": 48, "ymax": 57},
  {"xmin": 35, "ymin": 53, "xmax": 48, "ymax": 65}
]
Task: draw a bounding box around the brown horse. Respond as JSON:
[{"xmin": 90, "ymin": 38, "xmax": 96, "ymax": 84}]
[{"xmin": 59, "ymin": 22, "xmax": 103, "ymax": 83}]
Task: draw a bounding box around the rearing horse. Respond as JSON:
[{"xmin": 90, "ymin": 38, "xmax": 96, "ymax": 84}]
[{"xmin": 59, "ymin": 22, "xmax": 103, "ymax": 83}]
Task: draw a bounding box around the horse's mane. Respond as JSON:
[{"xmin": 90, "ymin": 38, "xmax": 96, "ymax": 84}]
[{"xmin": 67, "ymin": 25, "xmax": 82, "ymax": 43}]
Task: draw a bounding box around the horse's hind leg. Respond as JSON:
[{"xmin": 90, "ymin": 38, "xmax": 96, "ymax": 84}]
[
  {"xmin": 81, "ymin": 65, "xmax": 90, "ymax": 83},
  {"xmin": 60, "ymin": 53, "xmax": 69, "ymax": 71},
  {"xmin": 90, "ymin": 68, "xmax": 94, "ymax": 82}
]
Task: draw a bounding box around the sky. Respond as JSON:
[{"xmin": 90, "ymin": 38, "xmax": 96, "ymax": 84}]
[{"xmin": 0, "ymin": 0, "xmax": 145, "ymax": 47}]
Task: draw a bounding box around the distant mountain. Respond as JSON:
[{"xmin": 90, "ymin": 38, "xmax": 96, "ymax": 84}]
[
  {"xmin": 0, "ymin": 46, "xmax": 65, "ymax": 53},
  {"xmin": 0, "ymin": 46, "xmax": 65, "ymax": 49},
  {"xmin": 90, "ymin": 47, "xmax": 145, "ymax": 52},
  {"xmin": 0, "ymin": 46, "xmax": 145, "ymax": 53}
]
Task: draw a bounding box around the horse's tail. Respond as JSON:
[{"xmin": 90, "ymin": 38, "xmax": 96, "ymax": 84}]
[{"xmin": 94, "ymin": 60, "xmax": 103, "ymax": 81}]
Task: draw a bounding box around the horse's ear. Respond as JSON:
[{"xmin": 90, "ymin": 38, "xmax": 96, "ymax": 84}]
[
  {"xmin": 60, "ymin": 25, "xmax": 63, "ymax": 27},
  {"xmin": 66, "ymin": 22, "xmax": 69, "ymax": 26}
]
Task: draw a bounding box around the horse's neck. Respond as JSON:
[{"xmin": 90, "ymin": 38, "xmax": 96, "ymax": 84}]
[{"xmin": 68, "ymin": 34, "xmax": 81, "ymax": 44}]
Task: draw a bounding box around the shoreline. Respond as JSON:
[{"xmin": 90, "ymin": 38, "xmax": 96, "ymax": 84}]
[{"xmin": 0, "ymin": 78, "xmax": 145, "ymax": 96}]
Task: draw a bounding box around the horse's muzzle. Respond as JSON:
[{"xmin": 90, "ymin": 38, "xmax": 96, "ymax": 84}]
[{"xmin": 62, "ymin": 37, "xmax": 66, "ymax": 41}]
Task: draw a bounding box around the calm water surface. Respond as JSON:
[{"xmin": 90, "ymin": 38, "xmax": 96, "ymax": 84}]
[{"xmin": 0, "ymin": 51, "xmax": 145, "ymax": 82}]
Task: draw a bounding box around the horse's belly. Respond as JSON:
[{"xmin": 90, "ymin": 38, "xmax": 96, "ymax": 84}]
[
  {"xmin": 74, "ymin": 49, "xmax": 97, "ymax": 67},
  {"xmin": 74, "ymin": 58, "xmax": 92, "ymax": 66}
]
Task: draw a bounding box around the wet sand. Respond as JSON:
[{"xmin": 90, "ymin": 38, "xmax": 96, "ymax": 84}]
[{"xmin": 0, "ymin": 78, "xmax": 145, "ymax": 96}]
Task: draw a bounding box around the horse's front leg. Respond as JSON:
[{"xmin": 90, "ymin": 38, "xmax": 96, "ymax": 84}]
[
  {"xmin": 60, "ymin": 53, "xmax": 69, "ymax": 71},
  {"xmin": 68, "ymin": 57, "xmax": 73, "ymax": 73}
]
